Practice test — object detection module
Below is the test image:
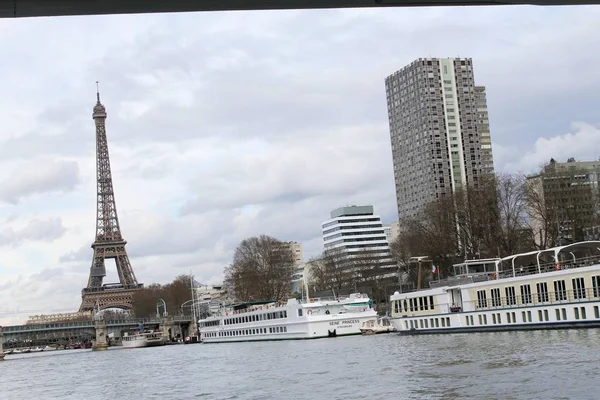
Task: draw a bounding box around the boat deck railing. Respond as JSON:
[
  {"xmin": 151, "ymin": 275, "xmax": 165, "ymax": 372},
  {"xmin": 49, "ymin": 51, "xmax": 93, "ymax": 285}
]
[
  {"xmin": 447, "ymin": 287, "xmax": 600, "ymax": 313},
  {"xmin": 428, "ymin": 255, "xmax": 600, "ymax": 290},
  {"xmin": 498, "ymin": 254, "xmax": 600, "ymax": 279},
  {"xmin": 220, "ymin": 302, "xmax": 282, "ymax": 316},
  {"xmin": 304, "ymin": 293, "xmax": 369, "ymax": 304}
]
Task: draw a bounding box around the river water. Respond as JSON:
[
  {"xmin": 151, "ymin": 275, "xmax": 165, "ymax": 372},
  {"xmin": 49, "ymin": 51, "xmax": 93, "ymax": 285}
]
[{"xmin": 1, "ymin": 329, "xmax": 599, "ymax": 399}]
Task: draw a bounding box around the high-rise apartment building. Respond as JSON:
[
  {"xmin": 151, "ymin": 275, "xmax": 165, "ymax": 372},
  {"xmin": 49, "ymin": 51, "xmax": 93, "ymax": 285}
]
[
  {"xmin": 322, "ymin": 205, "xmax": 396, "ymax": 275},
  {"xmin": 385, "ymin": 58, "xmax": 495, "ymax": 220},
  {"xmin": 475, "ymin": 86, "xmax": 494, "ymax": 175}
]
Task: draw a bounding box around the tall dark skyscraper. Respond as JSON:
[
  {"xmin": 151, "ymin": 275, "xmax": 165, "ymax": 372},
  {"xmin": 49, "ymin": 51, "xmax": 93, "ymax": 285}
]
[{"xmin": 385, "ymin": 58, "xmax": 495, "ymax": 221}]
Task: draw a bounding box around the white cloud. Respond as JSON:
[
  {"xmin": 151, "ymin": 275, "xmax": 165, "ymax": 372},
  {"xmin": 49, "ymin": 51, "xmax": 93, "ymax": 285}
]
[
  {"xmin": 0, "ymin": 159, "xmax": 80, "ymax": 204},
  {"xmin": 1, "ymin": 5, "xmax": 600, "ymax": 324},
  {"xmin": 496, "ymin": 122, "xmax": 600, "ymax": 174},
  {"xmin": 0, "ymin": 218, "xmax": 67, "ymax": 248}
]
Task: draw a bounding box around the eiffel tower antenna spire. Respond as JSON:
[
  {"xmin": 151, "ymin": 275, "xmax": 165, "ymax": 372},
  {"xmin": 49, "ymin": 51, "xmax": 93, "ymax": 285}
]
[{"xmin": 80, "ymin": 87, "xmax": 143, "ymax": 312}]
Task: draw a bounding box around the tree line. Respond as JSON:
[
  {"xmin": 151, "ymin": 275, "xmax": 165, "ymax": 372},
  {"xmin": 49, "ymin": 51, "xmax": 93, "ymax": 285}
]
[
  {"xmin": 224, "ymin": 236, "xmax": 398, "ymax": 312},
  {"xmin": 131, "ymin": 274, "xmax": 197, "ymax": 318}
]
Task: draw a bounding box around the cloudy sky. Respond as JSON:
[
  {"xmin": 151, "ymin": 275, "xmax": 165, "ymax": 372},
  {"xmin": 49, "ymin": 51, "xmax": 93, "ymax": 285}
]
[{"xmin": 0, "ymin": 4, "xmax": 599, "ymax": 325}]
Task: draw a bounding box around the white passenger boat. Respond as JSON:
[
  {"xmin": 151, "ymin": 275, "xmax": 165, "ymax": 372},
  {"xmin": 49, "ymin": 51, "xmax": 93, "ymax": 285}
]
[
  {"xmin": 359, "ymin": 316, "xmax": 394, "ymax": 335},
  {"xmin": 122, "ymin": 330, "xmax": 165, "ymax": 348},
  {"xmin": 390, "ymin": 241, "xmax": 600, "ymax": 334},
  {"xmin": 199, "ymin": 293, "xmax": 377, "ymax": 343}
]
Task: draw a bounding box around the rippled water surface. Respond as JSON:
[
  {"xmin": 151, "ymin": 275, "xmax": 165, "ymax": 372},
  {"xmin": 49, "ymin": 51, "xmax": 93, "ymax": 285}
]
[{"xmin": 2, "ymin": 330, "xmax": 599, "ymax": 399}]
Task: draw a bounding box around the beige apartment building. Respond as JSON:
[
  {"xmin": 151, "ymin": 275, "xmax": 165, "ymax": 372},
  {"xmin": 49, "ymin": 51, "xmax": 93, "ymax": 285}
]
[{"xmin": 527, "ymin": 159, "xmax": 600, "ymax": 247}]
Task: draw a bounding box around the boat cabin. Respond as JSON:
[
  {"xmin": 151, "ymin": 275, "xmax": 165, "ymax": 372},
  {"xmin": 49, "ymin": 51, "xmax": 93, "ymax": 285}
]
[
  {"xmin": 453, "ymin": 259, "xmax": 498, "ymax": 276},
  {"xmin": 429, "ymin": 258, "xmax": 500, "ymax": 289}
]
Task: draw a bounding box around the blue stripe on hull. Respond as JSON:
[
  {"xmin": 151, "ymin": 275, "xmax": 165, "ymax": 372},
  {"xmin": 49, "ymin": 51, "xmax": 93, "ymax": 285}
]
[{"xmin": 397, "ymin": 320, "xmax": 600, "ymax": 335}]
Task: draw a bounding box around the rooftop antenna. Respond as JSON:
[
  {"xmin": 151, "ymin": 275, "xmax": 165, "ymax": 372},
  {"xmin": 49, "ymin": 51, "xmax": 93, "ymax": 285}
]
[{"xmin": 96, "ymin": 81, "xmax": 100, "ymax": 102}]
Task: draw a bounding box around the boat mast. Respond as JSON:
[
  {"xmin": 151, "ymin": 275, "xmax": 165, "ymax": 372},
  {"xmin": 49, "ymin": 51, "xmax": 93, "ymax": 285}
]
[{"xmin": 303, "ymin": 266, "xmax": 309, "ymax": 301}]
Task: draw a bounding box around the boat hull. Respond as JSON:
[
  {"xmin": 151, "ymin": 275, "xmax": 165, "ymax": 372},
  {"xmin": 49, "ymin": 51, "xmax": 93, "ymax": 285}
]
[
  {"xmin": 122, "ymin": 339, "xmax": 165, "ymax": 348},
  {"xmin": 122, "ymin": 334, "xmax": 166, "ymax": 349},
  {"xmin": 360, "ymin": 328, "xmax": 393, "ymax": 335}
]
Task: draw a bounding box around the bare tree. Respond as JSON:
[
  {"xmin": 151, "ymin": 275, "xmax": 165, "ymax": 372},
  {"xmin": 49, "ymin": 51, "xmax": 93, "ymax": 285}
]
[
  {"xmin": 309, "ymin": 248, "xmax": 354, "ymax": 293},
  {"xmin": 131, "ymin": 275, "xmax": 196, "ymax": 318},
  {"xmin": 493, "ymin": 173, "xmax": 533, "ymax": 255},
  {"xmin": 412, "ymin": 195, "xmax": 461, "ymax": 277},
  {"xmin": 352, "ymin": 249, "xmax": 398, "ymax": 310},
  {"xmin": 446, "ymin": 173, "xmax": 532, "ymax": 259},
  {"xmin": 224, "ymin": 235, "xmax": 296, "ymax": 302},
  {"xmin": 390, "ymin": 196, "xmax": 460, "ymax": 289},
  {"xmin": 132, "ymin": 283, "xmax": 165, "ymax": 318}
]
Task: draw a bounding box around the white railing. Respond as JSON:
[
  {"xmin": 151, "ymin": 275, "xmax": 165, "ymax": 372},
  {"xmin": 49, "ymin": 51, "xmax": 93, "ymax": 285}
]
[
  {"xmin": 305, "ymin": 293, "xmax": 369, "ymax": 304},
  {"xmin": 498, "ymin": 254, "xmax": 600, "ymax": 279},
  {"xmin": 426, "ymin": 255, "xmax": 600, "ymax": 290}
]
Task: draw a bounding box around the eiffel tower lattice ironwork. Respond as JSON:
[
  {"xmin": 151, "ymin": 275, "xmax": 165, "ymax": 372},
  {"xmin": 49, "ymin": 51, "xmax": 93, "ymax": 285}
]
[{"xmin": 79, "ymin": 86, "xmax": 143, "ymax": 312}]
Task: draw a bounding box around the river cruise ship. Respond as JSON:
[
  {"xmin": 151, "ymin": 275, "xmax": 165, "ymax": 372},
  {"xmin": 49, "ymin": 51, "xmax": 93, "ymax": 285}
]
[
  {"xmin": 198, "ymin": 293, "xmax": 377, "ymax": 343},
  {"xmin": 390, "ymin": 241, "xmax": 600, "ymax": 334}
]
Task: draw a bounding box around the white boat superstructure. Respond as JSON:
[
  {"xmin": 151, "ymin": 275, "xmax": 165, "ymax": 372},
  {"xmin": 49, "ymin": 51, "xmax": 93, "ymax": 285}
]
[
  {"xmin": 390, "ymin": 241, "xmax": 600, "ymax": 334},
  {"xmin": 360, "ymin": 316, "xmax": 394, "ymax": 335},
  {"xmin": 122, "ymin": 330, "xmax": 165, "ymax": 348},
  {"xmin": 199, "ymin": 293, "xmax": 377, "ymax": 343}
]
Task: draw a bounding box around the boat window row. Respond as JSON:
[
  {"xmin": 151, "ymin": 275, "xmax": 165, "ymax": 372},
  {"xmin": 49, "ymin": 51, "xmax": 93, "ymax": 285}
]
[
  {"xmin": 401, "ymin": 306, "xmax": 600, "ymax": 331},
  {"xmin": 403, "ymin": 316, "xmax": 451, "ymax": 330},
  {"xmin": 224, "ymin": 310, "xmax": 287, "ymax": 325},
  {"xmin": 474, "ymin": 275, "xmax": 600, "ymax": 309},
  {"xmin": 463, "ymin": 306, "xmax": 600, "ymax": 327},
  {"xmin": 199, "ymin": 320, "xmax": 219, "ymax": 328},
  {"xmin": 393, "ymin": 295, "xmax": 435, "ymax": 314},
  {"xmin": 218, "ymin": 326, "xmax": 288, "ymax": 337}
]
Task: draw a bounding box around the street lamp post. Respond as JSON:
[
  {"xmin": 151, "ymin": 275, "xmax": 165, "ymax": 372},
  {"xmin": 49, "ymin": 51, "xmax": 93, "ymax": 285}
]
[
  {"xmin": 410, "ymin": 256, "xmax": 432, "ymax": 290},
  {"xmin": 156, "ymin": 298, "xmax": 167, "ymax": 318}
]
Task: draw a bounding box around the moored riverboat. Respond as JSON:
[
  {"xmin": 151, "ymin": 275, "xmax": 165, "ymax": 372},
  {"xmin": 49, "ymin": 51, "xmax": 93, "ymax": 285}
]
[
  {"xmin": 122, "ymin": 330, "xmax": 166, "ymax": 349},
  {"xmin": 390, "ymin": 241, "xmax": 600, "ymax": 334},
  {"xmin": 360, "ymin": 316, "xmax": 394, "ymax": 335},
  {"xmin": 199, "ymin": 293, "xmax": 377, "ymax": 343}
]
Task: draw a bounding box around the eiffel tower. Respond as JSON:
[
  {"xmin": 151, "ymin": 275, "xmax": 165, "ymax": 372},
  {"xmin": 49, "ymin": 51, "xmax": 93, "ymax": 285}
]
[{"xmin": 79, "ymin": 85, "xmax": 143, "ymax": 312}]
